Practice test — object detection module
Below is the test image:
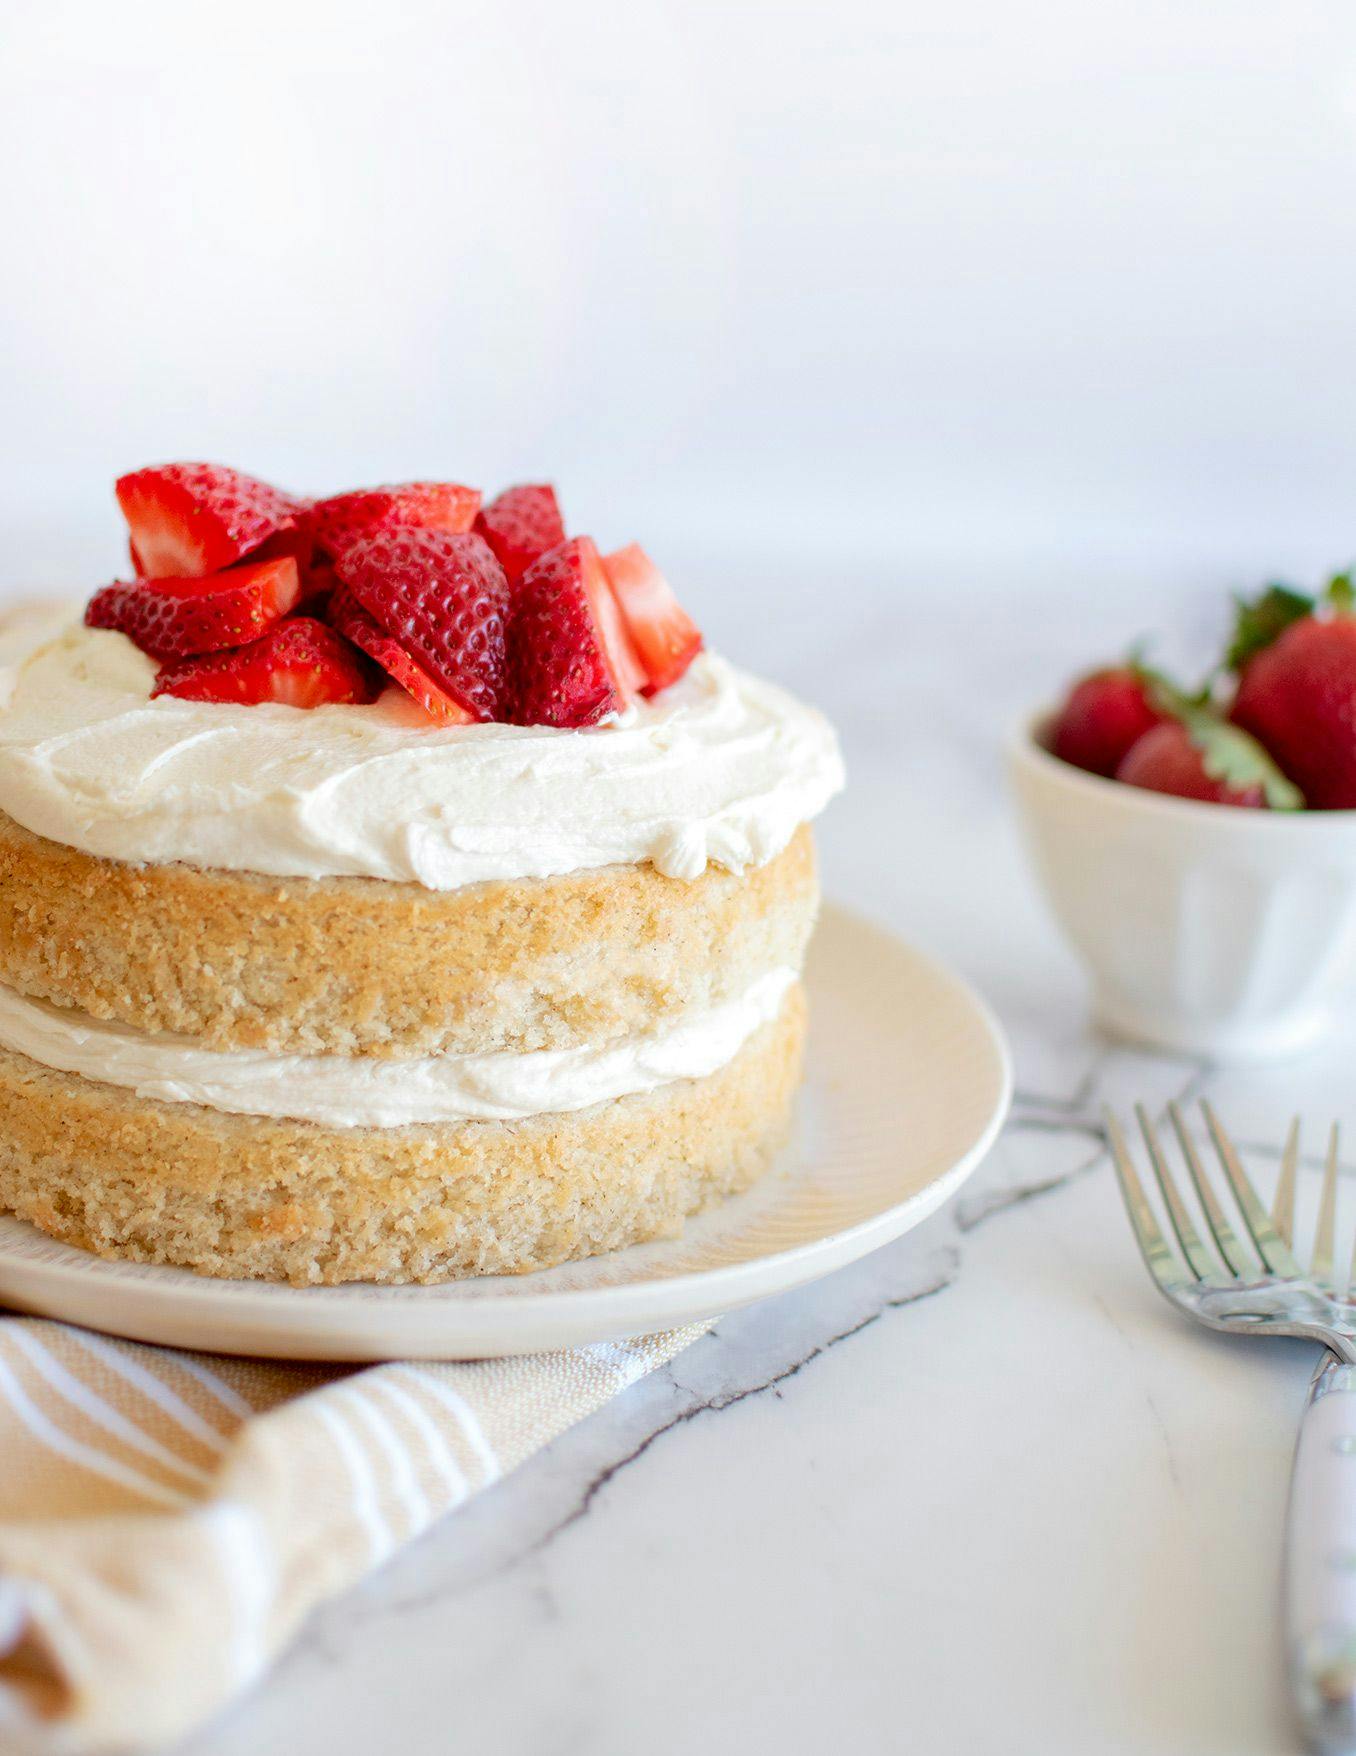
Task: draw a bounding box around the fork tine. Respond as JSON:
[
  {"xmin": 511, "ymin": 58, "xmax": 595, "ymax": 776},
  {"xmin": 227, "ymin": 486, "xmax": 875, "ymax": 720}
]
[
  {"xmin": 1136, "ymin": 1105, "xmax": 1224, "ymax": 1283},
  {"xmin": 1105, "ymin": 1111, "xmax": 1190, "ymax": 1290},
  {"xmin": 1313, "ymin": 1123, "xmax": 1341, "ymax": 1288},
  {"xmin": 1167, "ymin": 1102, "xmax": 1253, "ymax": 1278},
  {"xmin": 1200, "ymin": 1099, "xmax": 1302, "ymax": 1278},
  {"xmin": 1271, "ymin": 1116, "xmax": 1300, "ymax": 1248},
  {"xmin": 1338, "ymin": 1127, "xmax": 1356, "ymax": 1292}
]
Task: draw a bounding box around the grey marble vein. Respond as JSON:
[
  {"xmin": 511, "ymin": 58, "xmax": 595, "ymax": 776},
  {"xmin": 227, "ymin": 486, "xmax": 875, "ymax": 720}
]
[{"xmin": 530, "ymin": 1244, "xmax": 964, "ymax": 1556}]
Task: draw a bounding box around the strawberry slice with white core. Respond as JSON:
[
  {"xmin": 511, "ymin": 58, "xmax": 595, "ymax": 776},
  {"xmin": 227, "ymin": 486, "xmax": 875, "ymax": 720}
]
[
  {"xmin": 85, "ymin": 556, "xmax": 303, "ymax": 659},
  {"xmin": 152, "ymin": 618, "xmax": 379, "ymax": 708},
  {"xmin": 334, "ymin": 528, "xmax": 510, "ymax": 722},
  {"xmin": 329, "ymin": 585, "xmax": 474, "ymax": 724},
  {"xmin": 601, "ymin": 544, "xmax": 703, "ymax": 695},
  {"xmin": 308, "ymin": 483, "xmax": 482, "ymax": 560},
  {"xmin": 474, "ymin": 484, "xmax": 566, "ymax": 585},
  {"xmin": 510, "ymin": 537, "xmax": 643, "ymax": 727},
  {"xmin": 116, "ymin": 463, "xmax": 302, "ymax": 579},
  {"xmin": 578, "ymin": 537, "xmax": 645, "ymax": 698}
]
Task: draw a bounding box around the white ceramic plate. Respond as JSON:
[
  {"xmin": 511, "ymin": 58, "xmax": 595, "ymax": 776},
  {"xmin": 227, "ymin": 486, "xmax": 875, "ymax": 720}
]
[{"xmin": 0, "ymin": 906, "xmax": 1011, "ymax": 1359}]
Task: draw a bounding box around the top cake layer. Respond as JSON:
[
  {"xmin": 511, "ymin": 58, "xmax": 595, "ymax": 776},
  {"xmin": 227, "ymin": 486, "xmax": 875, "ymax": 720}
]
[{"xmin": 0, "ymin": 623, "xmax": 843, "ymax": 890}]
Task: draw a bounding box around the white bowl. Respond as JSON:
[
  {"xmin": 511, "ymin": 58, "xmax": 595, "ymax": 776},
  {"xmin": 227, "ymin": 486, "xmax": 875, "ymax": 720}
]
[{"xmin": 1009, "ymin": 716, "xmax": 1356, "ymax": 1061}]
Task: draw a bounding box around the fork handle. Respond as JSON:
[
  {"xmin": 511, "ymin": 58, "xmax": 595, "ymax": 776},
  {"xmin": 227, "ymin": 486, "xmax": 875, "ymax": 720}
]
[{"xmin": 1287, "ymin": 1354, "xmax": 1356, "ymax": 1753}]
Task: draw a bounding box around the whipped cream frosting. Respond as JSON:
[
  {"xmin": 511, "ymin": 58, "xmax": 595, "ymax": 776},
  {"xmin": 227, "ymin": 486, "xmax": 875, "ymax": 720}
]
[
  {"xmin": 0, "ymin": 624, "xmax": 843, "ymax": 889},
  {"xmin": 0, "ymin": 968, "xmax": 797, "ymax": 1128}
]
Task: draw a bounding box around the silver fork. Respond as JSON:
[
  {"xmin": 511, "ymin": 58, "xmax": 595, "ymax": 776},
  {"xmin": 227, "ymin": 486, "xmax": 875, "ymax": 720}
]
[{"xmin": 1109, "ymin": 1100, "xmax": 1356, "ymax": 1755}]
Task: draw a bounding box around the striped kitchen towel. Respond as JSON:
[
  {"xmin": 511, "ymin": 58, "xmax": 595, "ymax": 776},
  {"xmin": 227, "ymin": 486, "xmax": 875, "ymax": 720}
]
[{"xmin": 0, "ymin": 1315, "xmax": 708, "ymax": 1751}]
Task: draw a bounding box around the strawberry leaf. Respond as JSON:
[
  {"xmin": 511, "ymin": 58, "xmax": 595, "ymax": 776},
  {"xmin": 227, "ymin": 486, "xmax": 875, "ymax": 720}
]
[
  {"xmin": 1132, "ymin": 663, "xmax": 1209, "ymax": 716},
  {"xmin": 1136, "ymin": 665, "xmax": 1305, "ymax": 808},
  {"xmin": 1226, "ymin": 584, "xmax": 1313, "ymax": 671},
  {"xmin": 1327, "ymin": 572, "xmax": 1355, "ymax": 615},
  {"xmin": 1181, "ymin": 709, "xmax": 1305, "ymax": 810}
]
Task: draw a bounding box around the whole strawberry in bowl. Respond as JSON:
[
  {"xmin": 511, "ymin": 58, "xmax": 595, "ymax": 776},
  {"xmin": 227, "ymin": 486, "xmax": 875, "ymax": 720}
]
[
  {"xmin": 1010, "ymin": 580, "xmax": 1356, "ymax": 1060},
  {"xmin": 1047, "ymin": 665, "xmax": 1165, "ymax": 777},
  {"xmin": 1229, "ymin": 578, "xmax": 1356, "ymax": 809}
]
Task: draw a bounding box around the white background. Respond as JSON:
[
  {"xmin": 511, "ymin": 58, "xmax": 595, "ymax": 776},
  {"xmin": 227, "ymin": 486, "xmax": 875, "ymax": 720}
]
[{"xmin": 4, "ymin": 0, "xmax": 1356, "ymax": 608}]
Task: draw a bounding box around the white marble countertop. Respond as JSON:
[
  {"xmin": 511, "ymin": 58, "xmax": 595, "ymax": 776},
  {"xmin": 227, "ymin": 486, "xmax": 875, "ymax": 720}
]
[{"xmin": 168, "ymin": 557, "xmax": 1342, "ymax": 1756}]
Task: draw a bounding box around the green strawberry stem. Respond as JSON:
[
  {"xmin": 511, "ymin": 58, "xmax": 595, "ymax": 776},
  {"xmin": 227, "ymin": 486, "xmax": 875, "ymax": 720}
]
[
  {"xmin": 1180, "ymin": 710, "xmax": 1304, "ymax": 809},
  {"xmin": 1136, "ymin": 664, "xmax": 1304, "ymax": 809},
  {"xmin": 1226, "ymin": 584, "xmax": 1314, "ymax": 672}
]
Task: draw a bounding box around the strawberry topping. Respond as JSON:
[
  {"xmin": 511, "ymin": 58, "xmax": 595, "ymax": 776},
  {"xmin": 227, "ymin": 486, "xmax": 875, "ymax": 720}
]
[
  {"xmin": 474, "ymin": 484, "xmax": 566, "ymax": 585},
  {"xmin": 88, "ymin": 461, "xmax": 710, "ymax": 721},
  {"xmin": 511, "ymin": 537, "xmax": 643, "ymax": 727},
  {"xmin": 578, "ymin": 537, "xmax": 645, "ymax": 698},
  {"xmin": 601, "ymin": 544, "xmax": 703, "ymax": 695},
  {"xmin": 308, "ymin": 483, "xmax": 481, "ymax": 560},
  {"xmin": 334, "ymin": 528, "xmax": 510, "ymax": 722},
  {"xmin": 247, "ymin": 521, "xmax": 318, "ymax": 585},
  {"xmin": 153, "ymin": 618, "xmax": 379, "ymax": 708},
  {"xmin": 116, "ymin": 463, "xmax": 302, "ymax": 579},
  {"xmin": 85, "ymin": 556, "xmax": 303, "ymax": 658},
  {"xmin": 328, "ymin": 585, "xmax": 474, "ymax": 723}
]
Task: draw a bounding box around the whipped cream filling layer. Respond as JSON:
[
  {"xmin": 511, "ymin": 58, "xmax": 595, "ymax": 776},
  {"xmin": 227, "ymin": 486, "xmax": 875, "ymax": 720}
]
[
  {"xmin": 0, "ymin": 624, "xmax": 844, "ymax": 888},
  {"xmin": 0, "ymin": 968, "xmax": 798, "ymax": 1128}
]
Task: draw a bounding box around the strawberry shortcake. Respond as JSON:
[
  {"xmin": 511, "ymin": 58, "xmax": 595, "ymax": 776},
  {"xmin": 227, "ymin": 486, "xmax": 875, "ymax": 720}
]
[{"xmin": 0, "ymin": 465, "xmax": 843, "ymax": 1283}]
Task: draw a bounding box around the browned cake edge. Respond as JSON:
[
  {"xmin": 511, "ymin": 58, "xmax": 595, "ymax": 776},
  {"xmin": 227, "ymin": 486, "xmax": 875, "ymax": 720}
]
[
  {"xmin": 0, "ymin": 984, "xmax": 807, "ymax": 1285},
  {"xmin": 0, "ymin": 810, "xmax": 816, "ymax": 1057}
]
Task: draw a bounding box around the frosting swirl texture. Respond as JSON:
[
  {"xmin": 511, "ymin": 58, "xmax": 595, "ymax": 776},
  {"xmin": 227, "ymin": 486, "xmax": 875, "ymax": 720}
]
[{"xmin": 0, "ymin": 624, "xmax": 843, "ymax": 889}]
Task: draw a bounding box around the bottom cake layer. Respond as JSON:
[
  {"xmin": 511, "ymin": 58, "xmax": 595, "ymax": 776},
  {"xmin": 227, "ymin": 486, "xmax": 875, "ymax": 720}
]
[{"xmin": 0, "ymin": 985, "xmax": 807, "ymax": 1285}]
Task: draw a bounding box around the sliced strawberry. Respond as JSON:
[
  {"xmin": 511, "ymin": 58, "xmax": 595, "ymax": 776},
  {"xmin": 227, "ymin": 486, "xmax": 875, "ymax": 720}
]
[
  {"xmin": 474, "ymin": 484, "xmax": 565, "ymax": 585},
  {"xmin": 334, "ymin": 528, "xmax": 509, "ymax": 722},
  {"xmin": 329, "ymin": 585, "xmax": 474, "ymax": 724},
  {"xmin": 577, "ymin": 537, "xmax": 645, "ymax": 697},
  {"xmin": 308, "ymin": 483, "xmax": 481, "ymax": 560},
  {"xmin": 152, "ymin": 618, "xmax": 379, "ymax": 708},
  {"xmin": 129, "ymin": 538, "xmax": 147, "ymax": 578},
  {"xmin": 116, "ymin": 463, "xmax": 302, "ymax": 579},
  {"xmin": 601, "ymin": 544, "xmax": 703, "ymax": 695},
  {"xmin": 510, "ymin": 537, "xmax": 644, "ymax": 727},
  {"xmin": 302, "ymin": 559, "xmax": 339, "ymax": 614},
  {"xmin": 85, "ymin": 557, "xmax": 303, "ymax": 659},
  {"xmin": 247, "ymin": 519, "xmax": 315, "ymax": 571}
]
